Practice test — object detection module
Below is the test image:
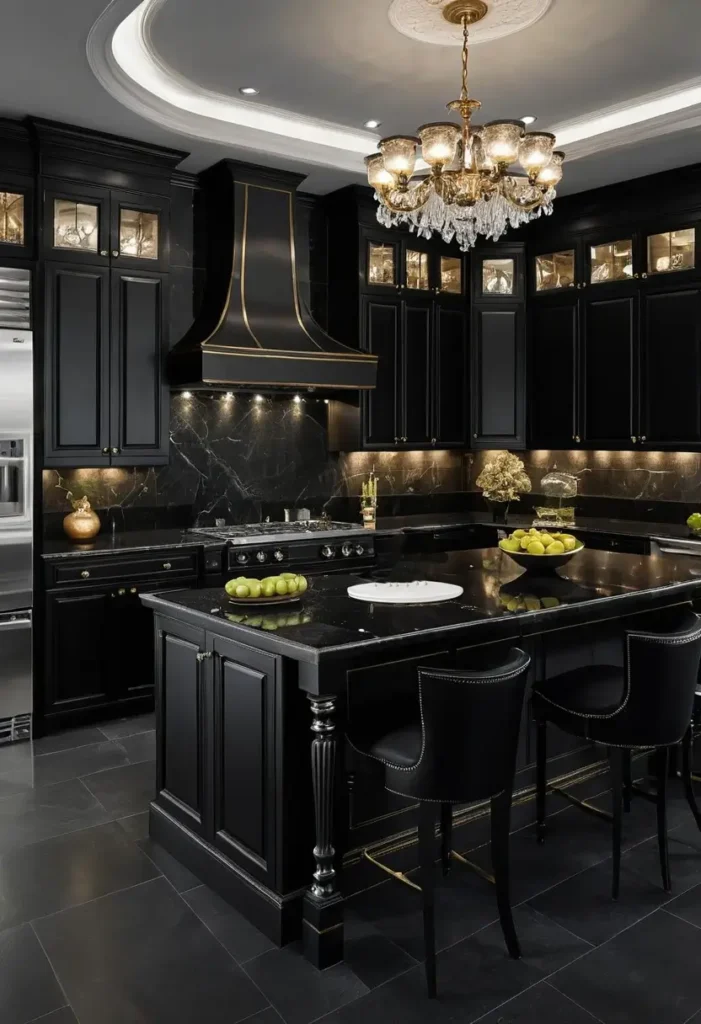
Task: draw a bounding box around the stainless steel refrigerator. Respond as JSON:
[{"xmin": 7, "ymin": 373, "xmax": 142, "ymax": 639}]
[{"xmin": 0, "ymin": 267, "xmax": 32, "ymax": 743}]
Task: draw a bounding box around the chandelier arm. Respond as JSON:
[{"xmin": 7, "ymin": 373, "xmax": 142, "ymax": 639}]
[{"xmin": 378, "ymin": 178, "xmax": 433, "ymax": 214}]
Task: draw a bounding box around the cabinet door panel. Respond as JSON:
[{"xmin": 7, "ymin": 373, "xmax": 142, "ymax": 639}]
[
  {"xmin": 44, "ymin": 262, "xmax": 110, "ymax": 465},
  {"xmin": 110, "ymin": 190, "xmax": 170, "ymax": 272},
  {"xmin": 530, "ymin": 298, "xmax": 578, "ymax": 447},
  {"xmin": 471, "ymin": 305, "xmax": 525, "ymax": 448},
  {"xmin": 581, "ymin": 295, "xmax": 636, "ymax": 445},
  {"xmin": 433, "ymin": 306, "xmax": 467, "ymax": 446},
  {"xmin": 640, "ymin": 287, "xmax": 701, "ymax": 447},
  {"xmin": 155, "ymin": 621, "xmax": 207, "ymax": 835},
  {"xmin": 403, "ymin": 302, "xmax": 431, "ymax": 444},
  {"xmin": 211, "ymin": 635, "xmax": 278, "ymax": 887},
  {"xmin": 44, "ymin": 590, "xmax": 112, "ymax": 713},
  {"xmin": 361, "ymin": 297, "xmax": 401, "ymax": 447},
  {"xmin": 110, "ymin": 271, "xmax": 169, "ymax": 465}
]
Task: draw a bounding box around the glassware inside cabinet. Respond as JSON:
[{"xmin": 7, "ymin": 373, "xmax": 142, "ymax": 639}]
[
  {"xmin": 647, "ymin": 228, "xmax": 695, "ymax": 275},
  {"xmin": 406, "ymin": 249, "xmax": 429, "ymax": 290},
  {"xmin": 119, "ymin": 208, "xmax": 159, "ymax": 260},
  {"xmin": 368, "ymin": 243, "xmax": 396, "ymax": 286},
  {"xmin": 590, "ymin": 239, "xmax": 633, "ymax": 284},
  {"xmin": 483, "ymin": 258, "xmax": 514, "ymax": 295},
  {"xmin": 535, "ymin": 250, "xmax": 575, "ymax": 291},
  {"xmin": 0, "ymin": 192, "xmax": 24, "ymax": 245},
  {"xmin": 53, "ymin": 199, "xmax": 99, "ymax": 252},
  {"xmin": 440, "ymin": 256, "xmax": 461, "ymax": 294}
]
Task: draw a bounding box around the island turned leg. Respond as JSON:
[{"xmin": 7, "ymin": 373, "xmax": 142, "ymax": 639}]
[{"xmin": 303, "ymin": 694, "xmax": 344, "ymax": 968}]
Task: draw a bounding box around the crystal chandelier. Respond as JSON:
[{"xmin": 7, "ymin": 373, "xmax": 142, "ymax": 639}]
[{"xmin": 365, "ymin": 0, "xmax": 564, "ymax": 252}]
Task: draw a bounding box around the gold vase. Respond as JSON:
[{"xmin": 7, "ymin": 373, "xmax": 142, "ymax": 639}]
[{"xmin": 63, "ymin": 496, "xmax": 101, "ymax": 541}]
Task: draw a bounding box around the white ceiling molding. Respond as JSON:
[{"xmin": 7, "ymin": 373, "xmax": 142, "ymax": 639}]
[
  {"xmin": 87, "ymin": 0, "xmax": 701, "ymax": 180},
  {"xmin": 87, "ymin": 0, "xmax": 378, "ymax": 174},
  {"xmin": 388, "ymin": 0, "xmax": 552, "ymax": 46}
]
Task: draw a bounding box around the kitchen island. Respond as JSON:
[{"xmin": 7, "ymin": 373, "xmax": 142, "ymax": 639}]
[{"xmin": 141, "ymin": 545, "xmax": 701, "ymax": 967}]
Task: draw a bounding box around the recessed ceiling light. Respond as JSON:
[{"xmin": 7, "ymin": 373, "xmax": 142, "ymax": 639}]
[
  {"xmin": 521, "ymin": 115, "xmax": 537, "ymax": 125},
  {"xmin": 364, "ymin": 119, "xmax": 382, "ymax": 129},
  {"xmin": 239, "ymin": 86, "xmax": 259, "ymax": 96}
]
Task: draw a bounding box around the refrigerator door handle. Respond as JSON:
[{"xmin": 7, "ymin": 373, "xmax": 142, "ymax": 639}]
[{"xmin": 0, "ymin": 614, "xmax": 31, "ymax": 629}]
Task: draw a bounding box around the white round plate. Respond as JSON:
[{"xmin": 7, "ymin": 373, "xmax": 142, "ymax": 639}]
[{"xmin": 347, "ymin": 580, "xmax": 464, "ymax": 604}]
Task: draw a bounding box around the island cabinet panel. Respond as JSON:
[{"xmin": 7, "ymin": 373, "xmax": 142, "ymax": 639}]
[
  {"xmin": 639, "ymin": 285, "xmax": 701, "ymax": 448},
  {"xmin": 210, "ymin": 635, "xmax": 279, "ymax": 887},
  {"xmin": 581, "ymin": 294, "xmax": 637, "ymax": 446},
  {"xmin": 471, "ymin": 305, "xmax": 525, "ymax": 448},
  {"xmin": 156, "ymin": 619, "xmax": 209, "ymax": 836}
]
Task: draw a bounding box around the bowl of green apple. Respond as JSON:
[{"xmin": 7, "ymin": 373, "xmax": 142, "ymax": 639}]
[
  {"xmin": 687, "ymin": 513, "xmax": 701, "ymax": 536},
  {"xmin": 499, "ymin": 528, "xmax": 584, "ymax": 573},
  {"xmin": 224, "ymin": 572, "xmax": 309, "ymax": 605}
]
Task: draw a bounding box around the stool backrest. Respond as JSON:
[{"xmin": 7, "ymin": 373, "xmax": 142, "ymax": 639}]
[
  {"xmin": 414, "ymin": 648, "xmax": 531, "ymax": 804},
  {"xmin": 620, "ymin": 608, "xmax": 701, "ymax": 748}
]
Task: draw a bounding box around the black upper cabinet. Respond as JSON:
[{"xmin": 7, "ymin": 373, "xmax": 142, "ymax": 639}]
[
  {"xmin": 0, "ymin": 173, "xmax": 34, "ymax": 261},
  {"xmin": 402, "ymin": 297, "xmax": 432, "ymax": 444},
  {"xmin": 361, "ymin": 296, "xmax": 401, "ymax": 446},
  {"xmin": 110, "ymin": 190, "xmax": 170, "ymax": 272},
  {"xmin": 433, "ymin": 306, "xmax": 467, "ymax": 446},
  {"xmin": 580, "ymin": 291, "xmax": 638, "ymax": 446},
  {"xmin": 471, "ymin": 303, "xmax": 525, "ymax": 448},
  {"xmin": 44, "ymin": 261, "xmax": 169, "ymax": 466},
  {"xmin": 529, "ymin": 292, "xmax": 579, "ymax": 448}
]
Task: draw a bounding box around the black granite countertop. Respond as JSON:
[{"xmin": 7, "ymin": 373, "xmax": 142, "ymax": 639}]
[
  {"xmin": 375, "ymin": 511, "xmax": 695, "ymax": 540},
  {"xmin": 41, "ymin": 529, "xmax": 225, "ymax": 560},
  {"xmin": 141, "ymin": 546, "xmax": 701, "ymax": 664}
]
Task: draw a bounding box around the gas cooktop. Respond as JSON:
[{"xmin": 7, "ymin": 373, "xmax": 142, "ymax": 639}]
[{"xmin": 188, "ymin": 520, "xmax": 367, "ymax": 545}]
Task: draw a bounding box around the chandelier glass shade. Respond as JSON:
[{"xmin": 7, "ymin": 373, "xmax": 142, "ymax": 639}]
[{"xmin": 366, "ymin": 1, "xmax": 564, "ymax": 251}]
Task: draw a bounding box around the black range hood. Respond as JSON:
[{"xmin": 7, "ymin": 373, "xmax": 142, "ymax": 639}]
[{"xmin": 170, "ymin": 160, "xmax": 377, "ymax": 392}]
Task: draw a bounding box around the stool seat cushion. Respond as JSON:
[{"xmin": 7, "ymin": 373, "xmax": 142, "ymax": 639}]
[
  {"xmin": 349, "ymin": 719, "xmax": 422, "ymax": 769},
  {"xmin": 532, "ymin": 663, "xmax": 626, "ymax": 737}
]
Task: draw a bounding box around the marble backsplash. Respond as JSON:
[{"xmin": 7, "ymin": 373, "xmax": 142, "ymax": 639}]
[{"xmin": 42, "ymin": 393, "xmax": 701, "ymax": 526}]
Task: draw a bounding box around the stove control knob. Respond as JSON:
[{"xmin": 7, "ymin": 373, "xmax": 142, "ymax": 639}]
[
  {"xmin": 236, "ymin": 551, "xmax": 250, "ymax": 565},
  {"xmin": 341, "ymin": 541, "xmax": 354, "ymax": 557},
  {"xmin": 273, "ymin": 549, "xmax": 285, "ymax": 562},
  {"xmin": 320, "ymin": 544, "xmax": 335, "ymax": 559},
  {"xmin": 256, "ymin": 550, "xmax": 268, "ymax": 563},
  {"xmin": 354, "ymin": 543, "xmax": 365, "ymax": 556}
]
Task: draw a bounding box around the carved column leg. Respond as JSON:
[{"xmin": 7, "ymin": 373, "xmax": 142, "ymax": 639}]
[{"xmin": 303, "ymin": 694, "xmax": 344, "ymax": 968}]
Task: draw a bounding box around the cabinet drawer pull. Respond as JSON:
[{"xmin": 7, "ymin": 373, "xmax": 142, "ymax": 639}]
[
  {"xmin": 80, "ymin": 570, "xmax": 90, "ymax": 579},
  {"xmin": 196, "ymin": 651, "xmax": 212, "ymax": 662},
  {"xmin": 162, "ymin": 562, "xmax": 172, "ymax": 570}
]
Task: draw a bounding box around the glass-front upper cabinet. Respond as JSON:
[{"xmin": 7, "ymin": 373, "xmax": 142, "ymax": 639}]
[
  {"xmin": 367, "ymin": 240, "xmax": 397, "ymax": 288},
  {"xmin": 0, "ymin": 179, "xmax": 33, "ymax": 259},
  {"xmin": 482, "ymin": 257, "xmax": 514, "ymax": 295},
  {"xmin": 0, "ymin": 192, "xmax": 24, "ymax": 246},
  {"xmin": 534, "ymin": 249, "xmax": 575, "ymax": 292},
  {"xmin": 439, "ymin": 255, "xmax": 462, "ymax": 295},
  {"xmin": 590, "ymin": 239, "xmax": 633, "ymax": 285},
  {"xmin": 405, "ymin": 248, "xmax": 430, "ymax": 291},
  {"xmin": 109, "ymin": 191, "xmax": 169, "ymax": 271},
  {"xmin": 53, "ymin": 199, "xmax": 99, "ymax": 253},
  {"xmin": 43, "ymin": 183, "xmax": 110, "ymax": 265},
  {"xmin": 647, "ymin": 228, "xmax": 695, "ymax": 276}
]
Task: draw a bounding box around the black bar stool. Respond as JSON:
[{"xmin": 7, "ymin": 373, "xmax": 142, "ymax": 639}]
[
  {"xmin": 348, "ymin": 648, "xmax": 531, "ymax": 998},
  {"xmin": 533, "ymin": 607, "xmax": 701, "ymax": 899}
]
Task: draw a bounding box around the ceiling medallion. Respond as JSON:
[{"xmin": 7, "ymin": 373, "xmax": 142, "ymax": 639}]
[
  {"xmin": 366, "ymin": 1, "xmax": 563, "ymax": 252},
  {"xmin": 388, "ymin": 0, "xmax": 552, "ymax": 45}
]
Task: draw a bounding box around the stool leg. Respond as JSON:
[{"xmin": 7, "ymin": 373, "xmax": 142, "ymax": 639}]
[
  {"xmin": 418, "ymin": 802, "xmax": 437, "ymax": 999},
  {"xmin": 609, "ymin": 748, "xmax": 623, "ymax": 901},
  {"xmin": 440, "ymin": 803, "xmax": 452, "ymax": 877},
  {"xmin": 623, "ymin": 750, "xmax": 632, "ymax": 814},
  {"xmin": 682, "ymin": 725, "xmax": 701, "ymax": 833},
  {"xmin": 536, "ymin": 716, "xmax": 547, "ymax": 844},
  {"xmin": 491, "ymin": 789, "xmax": 521, "ymax": 960},
  {"xmin": 655, "ymin": 747, "xmax": 671, "ymax": 893}
]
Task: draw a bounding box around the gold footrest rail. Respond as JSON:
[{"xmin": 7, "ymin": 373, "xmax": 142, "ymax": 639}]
[
  {"xmin": 362, "ymin": 846, "xmax": 495, "ymax": 890},
  {"xmin": 548, "ymin": 783, "xmax": 614, "ymax": 822},
  {"xmin": 450, "ymin": 848, "xmax": 495, "ymax": 884}
]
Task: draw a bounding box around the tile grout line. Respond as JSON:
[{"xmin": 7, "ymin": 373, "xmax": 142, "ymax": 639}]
[
  {"xmin": 27, "ymin": 875, "xmax": 166, "ymax": 929},
  {"xmin": 76, "ymin": 753, "xmax": 155, "ymax": 781},
  {"xmin": 29, "ymin": 920, "xmax": 77, "ymax": 1024},
  {"xmin": 543, "ymin": 978, "xmax": 608, "ymax": 1023}
]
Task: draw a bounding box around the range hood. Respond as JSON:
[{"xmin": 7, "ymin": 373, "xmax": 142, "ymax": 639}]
[{"xmin": 170, "ymin": 161, "xmax": 377, "ymax": 392}]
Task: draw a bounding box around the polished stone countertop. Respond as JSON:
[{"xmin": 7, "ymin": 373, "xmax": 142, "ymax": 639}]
[
  {"xmin": 42, "ymin": 529, "xmax": 225, "ymax": 560},
  {"xmin": 375, "ymin": 511, "xmax": 695, "ymax": 540},
  {"xmin": 141, "ymin": 546, "xmax": 701, "ymax": 665}
]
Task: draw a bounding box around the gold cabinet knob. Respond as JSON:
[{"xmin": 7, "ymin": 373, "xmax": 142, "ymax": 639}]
[
  {"xmin": 569, "ymin": 282, "xmax": 576, "ymax": 288},
  {"xmin": 130, "ymin": 587, "xmax": 137, "ymax": 594},
  {"xmin": 102, "ymin": 447, "xmax": 110, "ymax": 454},
  {"xmin": 642, "ymin": 272, "xmax": 648, "ymax": 279},
  {"xmin": 631, "ymin": 435, "xmax": 638, "ymax": 443},
  {"xmin": 431, "ymin": 437, "xmax": 436, "ymax": 444},
  {"xmin": 634, "ymin": 272, "xmax": 640, "ymax": 279},
  {"xmin": 394, "ymin": 437, "xmax": 398, "ymax": 443},
  {"xmin": 473, "ymin": 432, "xmax": 478, "ymax": 439},
  {"xmin": 163, "ymin": 562, "xmax": 172, "ymax": 570},
  {"xmin": 111, "ymin": 447, "xmax": 119, "ymax": 455},
  {"xmin": 112, "ymin": 250, "xmax": 119, "ymax": 257},
  {"xmin": 80, "ymin": 570, "xmax": 90, "ymax": 578},
  {"xmin": 574, "ymin": 435, "xmax": 581, "ymax": 443},
  {"xmin": 118, "ymin": 588, "xmax": 126, "ymax": 596},
  {"xmin": 576, "ymin": 283, "xmax": 581, "ymax": 290},
  {"xmin": 641, "ymin": 435, "xmax": 647, "ymax": 441},
  {"xmin": 402, "ymin": 436, "xmax": 407, "ymax": 442},
  {"xmin": 100, "ymin": 250, "xmax": 108, "ymax": 257}
]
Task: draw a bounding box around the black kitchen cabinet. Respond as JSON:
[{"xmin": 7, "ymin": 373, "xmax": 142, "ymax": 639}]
[
  {"xmin": 43, "ymin": 261, "xmax": 169, "ymax": 466},
  {"xmin": 402, "ymin": 297, "xmax": 432, "ymax": 444},
  {"xmin": 471, "ymin": 304, "xmax": 525, "ymax": 448},
  {"xmin": 433, "ymin": 306, "xmax": 467, "ymax": 445},
  {"xmin": 580, "ymin": 288, "xmax": 638, "ymax": 447},
  {"xmin": 362, "ymin": 297, "xmax": 401, "ymax": 446},
  {"xmin": 529, "ymin": 292, "xmax": 579, "ymax": 447}
]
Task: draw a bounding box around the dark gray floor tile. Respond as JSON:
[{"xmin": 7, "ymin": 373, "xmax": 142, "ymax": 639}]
[
  {"xmin": 485, "ymin": 904, "xmax": 592, "ymax": 977},
  {"xmin": 0, "ymin": 820, "xmax": 159, "ymax": 930},
  {"xmin": 119, "ymin": 730, "xmax": 156, "ymax": 764},
  {"xmin": 33, "ymin": 877, "xmax": 268, "ymax": 1024},
  {"xmin": 81, "ymin": 760, "xmax": 155, "ymax": 818},
  {"xmin": 0, "ymin": 923, "xmax": 67, "ymax": 1024},
  {"xmin": 0, "ymin": 741, "xmax": 130, "ymax": 796},
  {"xmin": 349, "ymin": 862, "xmax": 500, "ymax": 960},
  {"xmin": 243, "ymin": 942, "xmax": 369, "ymax": 1024},
  {"xmin": 0, "ymin": 779, "xmax": 111, "ymax": 855},
  {"xmin": 621, "ymin": 819, "xmax": 701, "ymax": 896},
  {"xmin": 25, "ymin": 1008, "xmax": 77, "ymax": 1024},
  {"xmin": 182, "ymin": 884, "xmax": 276, "ymax": 962},
  {"xmin": 477, "ymin": 981, "xmax": 603, "ymax": 1023},
  {"xmin": 32, "ymin": 726, "xmax": 108, "ymax": 756},
  {"xmin": 550, "ymin": 908, "xmax": 701, "ymax": 1024},
  {"xmin": 98, "ymin": 713, "xmax": 155, "ymax": 740},
  {"xmin": 663, "ymin": 881, "xmax": 701, "ymax": 930},
  {"xmin": 528, "ymin": 857, "xmax": 671, "ymax": 945},
  {"xmin": 242, "ymin": 1011, "xmax": 284, "ymax": 1024},
  {"xmin": 116, "ymin": 810, "xmax": 150, "ymax": 842},
  {"xmin": 136, "ymin": 838, "xmax": 201, "ymax": 892},
  {"xmin": 343, "ymin": 911, "xmax": 418, "ymax": 990}
]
